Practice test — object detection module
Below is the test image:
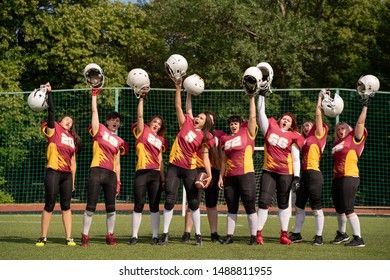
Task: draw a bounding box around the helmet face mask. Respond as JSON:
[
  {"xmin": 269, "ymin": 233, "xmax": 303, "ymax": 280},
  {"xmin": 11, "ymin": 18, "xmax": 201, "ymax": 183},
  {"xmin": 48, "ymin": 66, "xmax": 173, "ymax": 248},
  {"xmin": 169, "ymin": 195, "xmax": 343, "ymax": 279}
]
[
  {"xmin": 242, "ymin": 66, "xmax": 263, "ymax": 95},
  {"xmin": 256, "ymin": 62, "xmax": 274, "ymax": 92},
  {"xmin": 27, "ymin": 85, "xmax": 48, "ymax": 112},
  {"xmin": 164, "ymin": 54, "xmax": 188, "ymax": 82},
  {"xmin": 321, "ymin": 92, "xmax": 344, "ymax": 117},
  {"xmin": 183, "ymin": 74, "xmax": 204, "ymax": 96},
  {"xmin": 84, "ymin": 63, "xmax": 104, "ymax": 88},
  {"xmin": 356, "ymin": 75, "xmax": 380, "ymax": 99},
  {"xmin": 126, "ymin": 68, "xmax": 151, "ymax": 98}
]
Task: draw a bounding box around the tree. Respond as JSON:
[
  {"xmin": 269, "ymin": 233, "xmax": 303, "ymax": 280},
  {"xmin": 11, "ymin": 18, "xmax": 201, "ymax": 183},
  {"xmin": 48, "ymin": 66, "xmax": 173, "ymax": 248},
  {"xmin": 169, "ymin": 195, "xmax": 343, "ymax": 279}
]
[{"xmin": 145, "ymin": 0, "xmax": 323, "ymax": 89}]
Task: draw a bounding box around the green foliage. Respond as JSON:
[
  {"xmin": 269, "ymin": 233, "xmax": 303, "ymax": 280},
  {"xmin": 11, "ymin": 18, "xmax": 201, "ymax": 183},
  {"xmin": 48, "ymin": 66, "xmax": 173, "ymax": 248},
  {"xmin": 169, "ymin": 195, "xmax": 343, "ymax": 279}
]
[
  {"xmin": 0, "ymin": 189, "xmax": 15, "ymax": 203},
  {"xmin": 146, "ymin": 0, "xmax": 323, "ymax": 89},
  {"xmin": 1, "ymin": 0, "xmax": 389, "ymax": 92}
]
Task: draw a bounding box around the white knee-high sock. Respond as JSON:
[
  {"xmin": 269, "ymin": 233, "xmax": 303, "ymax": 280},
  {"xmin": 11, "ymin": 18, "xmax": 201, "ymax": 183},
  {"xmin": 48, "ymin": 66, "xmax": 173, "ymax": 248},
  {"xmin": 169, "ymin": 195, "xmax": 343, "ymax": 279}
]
[
  {"xmin": 257, "ymin": 208, "xmax": 268, "ymax": 231},
  {"xmin": 313, "ymin": 209, "xmax": 324, "ymax": 236},
  {"xmin": 150, "ymin": 212, "xmax": 160, "ymax": 238},
  {"xmin": 294, "ymin": 207, "xmax": 306, "ymax": 233},
  {"xmin": 163, "ymin": 209, "xmax": 173, "ymax": 233},
  {"xmin": 227, "ymin": 213, "xmax": 237, "ymax": 235},
  {"xmin": 132, "ymin": 212, "xmax": 142, "ymax": 238},
  {"xmin": 190, "ymin": 208, "xmax": 201, "ymax": 235},
  {"xmin": 247, "ymin": 213, "xmax": 258, "ymax": 236},
  {"xmin": 278, "ymin": 208, "xmax": 290, "ymax": 231},
  {"xmin": 82, "ymin": 210, "xmax": 94, "ymax": 235},
  {"xmin": 337, "ymin": 213, "xmax": 347, "ymax": 233},
  {"xmin": 106, "ymin": 212, "xmax": 116, "ymax": 234},
  {"xmin": 347, "ymin": 214, "xmax": 361, "ymax": 237}
]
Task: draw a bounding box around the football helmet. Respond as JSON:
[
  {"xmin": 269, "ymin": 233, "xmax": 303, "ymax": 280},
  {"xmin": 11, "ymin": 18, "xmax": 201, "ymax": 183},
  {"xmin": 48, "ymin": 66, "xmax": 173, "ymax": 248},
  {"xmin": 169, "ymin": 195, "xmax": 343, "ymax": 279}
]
[
  {"xmin": 321, "ymin": 92, "xmax": 344, "ymax": 117},
  {"xmin": 164, "ymin": 54, "xmax": 188, "ymax": 82},
  {"xmin": 84, "ymin": 63, "xmax": 104, "ymax": 88},
  {"xmin": 256, "ymin": 62, "xmax": 274, "ymax": 92},
  {"xmin": 126, "ymin": 68, "xmax": 150, "ymax": 98},
  {"xmin": 242, "ymin": 66, "xmax": 263, "ymax": 95},
  {"xmin": 183, "ymin": 74, "xmax": 205, "ymax": 96},
  {"xmin": 27, "ymin": 85, "xmax": 48, "ymax": 112},
  {"xmin": 356, "ymin": 75, "xmax": 380, "ymax": 99}
]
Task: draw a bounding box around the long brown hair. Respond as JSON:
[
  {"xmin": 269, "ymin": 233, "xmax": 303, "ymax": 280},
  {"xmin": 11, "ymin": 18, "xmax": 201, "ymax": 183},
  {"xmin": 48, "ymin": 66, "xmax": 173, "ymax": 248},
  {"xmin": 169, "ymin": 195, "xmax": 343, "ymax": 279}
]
[
  {"xmin": 201, "ymin": 112, "xmax": 215, "ymax": 143},
  {"xmin": 204, "ymin": 111, "xmax": 222, "ymax": 170}
]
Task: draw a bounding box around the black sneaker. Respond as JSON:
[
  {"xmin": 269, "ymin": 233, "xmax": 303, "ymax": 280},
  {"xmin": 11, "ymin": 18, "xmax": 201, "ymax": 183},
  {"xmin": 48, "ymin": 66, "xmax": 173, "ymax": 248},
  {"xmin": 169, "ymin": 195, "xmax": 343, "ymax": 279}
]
[
  {"xmin": 289, "ymin": 232, "xmax": 303, "ymax": 243},
  {"xmin": 128, "ymin": 237, "xmax": 138, "ymax": 246},
  {"xmin": 195, "ymin": 234, "xmax": 202, "ymax": 246},
  {"xmin": 181, "ymin": 232, "xmax": 191, "ymax": 243},
  {"xmin": 345, "ymin": 235, "xmax": 365, "ymax": 247},
  {"xmin": 159, "ymin": 233, "xmax": 169, "ymax": 245},
  {"xmin": 151, "ymin": 237, "xmax": 159, "ymax": 245},
  {"xmin": 249, "ymin": 235, "xmax": 257, "ymax": 246},
  {"xmin": 211, "ymin": 232, "xmax": 222, "ymax": 244},
  {"xmin": 331, "ymin": 231, "xmax": 350, "ymax": 244},
  {"xmin": 313, "ymin": 235, "xmax": 323, "ymax": 246},
  {"xmin": 223, "ymin": 234, "xmax": 234, "ymax": 244}
]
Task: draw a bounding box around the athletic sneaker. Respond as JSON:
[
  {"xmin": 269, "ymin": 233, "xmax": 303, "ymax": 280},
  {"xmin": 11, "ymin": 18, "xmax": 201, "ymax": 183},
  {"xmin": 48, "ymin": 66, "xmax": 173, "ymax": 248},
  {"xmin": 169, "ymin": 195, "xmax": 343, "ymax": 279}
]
[
  {"xmin": 331, "ymin": 231, "xmax": 350, "ymax": 244},
  {"xmin": 81, "ymin": 234, "xmax": 90, "ymax": 247},
  {"xmin": 36, "ymin": 237, "xmax": 47, "ymax": 247},
  {"xmin": 159, "ymin": 232, "xmax": 169, "ymax": 245},
  {"xmin": 249, "ymin": 235, "xmax": 257, "ymax": 246},
  {"xmin": 105, "ymin": 233, "xmax": 118, "ymax": 246},
  {"xmin": 66, "ymin": 237, "xmax": 76, "ymax": 246},
  {"xmin": 289, "ymin": 232, "xmax": 303, "ymax": 243},
  {"xmin": 181, "ymin": 232, "xmax": 190, "ymax": 243},
  {"xmin": 256, "ymin": 230, "xmax": 264, "ymax": 245},
  {"xmin": 345, "ymin": 235, "xmax": 365, "ymax": 247},
  {"xmin": 280, "ymin": 230, "xmax": 292, "ymax": 245},
  {"xmin": 223, "ymin": 234, "xmax": 234, "ymax": 244},
  {"xmin": 313, "ymin": 235, "xmax": 323, "ymax": 246},
  {"xmin": 128, "ymin": 237, "xmax": 138, "ymax": 246},
  {"xmin": 210, "ymin": 232, "xmax": 222, "ymax": 244},
  {"xmin": 195, "ymin": 234, "xmax": 202, "ymax": 246},
  {"xmin": 151, "ymin": 237, "xmax": 159, "ymax": 245}
]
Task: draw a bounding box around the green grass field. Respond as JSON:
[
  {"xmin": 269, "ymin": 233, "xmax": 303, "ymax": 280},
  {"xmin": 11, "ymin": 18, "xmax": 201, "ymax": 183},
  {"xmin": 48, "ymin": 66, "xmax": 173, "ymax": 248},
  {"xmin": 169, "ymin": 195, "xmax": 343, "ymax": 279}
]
[{"xmin": 0, "ymin": 214, "xmax": 389, "ymax": 260}]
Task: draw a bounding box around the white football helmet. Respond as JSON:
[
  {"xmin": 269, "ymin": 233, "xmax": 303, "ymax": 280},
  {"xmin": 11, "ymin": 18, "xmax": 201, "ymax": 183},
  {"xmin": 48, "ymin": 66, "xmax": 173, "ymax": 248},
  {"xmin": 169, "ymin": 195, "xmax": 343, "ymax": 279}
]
[
  {"xmin": 256, "ymin": 62, "xmax": 274, "ymax": 92},
  {"xmin": 164, "ymin": 54, "xmax": 188, "ymax": 82},
  {"xmin": 356, "ymin": 74, "xmax": 380, "ymax": 99},
  {"xmin": 83, "ymin": 63, "xmax": 104, "ymax": 88},
  {"xmin": 126, "ymin": 68, "xmax": 150, "ymax": 98},
  {"xmin": 242, "ymin": 66, "xmax": 263, "ymax": 95},
  {"xmin": 321, "ymin": 92, "xmax": 344, "ymax": 117},
  {"xmin": 27, "ymin": 85, "xmax": 48, "ymax": 112},
  {"xmin": 183, "ymin": 74, "xmax": 205, "ymax": 96}
]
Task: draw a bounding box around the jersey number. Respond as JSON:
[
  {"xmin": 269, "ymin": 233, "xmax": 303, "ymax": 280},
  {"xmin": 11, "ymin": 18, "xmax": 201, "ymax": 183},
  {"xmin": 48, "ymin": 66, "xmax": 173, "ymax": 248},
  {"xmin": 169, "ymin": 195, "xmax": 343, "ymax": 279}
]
[
  {"xmin": 61, "ymin": 133, "xmax": 75, "ymax": 148},
  {"xmin": 225, "ymin": 136, "xmax": 242, "ymax": 150},
  {"xmin": 147, "ymin": 133, "xmax": 163, "ymax": 150},
  {"xmin": 332, "ymin": 141, "xmax": 344, "ymax": 154},
  {"xmin": 185, "ymin": 131, "xmax": 197, "ymax": 143},
  {"xmin": 268, "ymin": 133, "xmax": 288, "ymax": 149},
  {"xmin": 102, "ymin": 131, "xmax": 119, "ymax": 147}
]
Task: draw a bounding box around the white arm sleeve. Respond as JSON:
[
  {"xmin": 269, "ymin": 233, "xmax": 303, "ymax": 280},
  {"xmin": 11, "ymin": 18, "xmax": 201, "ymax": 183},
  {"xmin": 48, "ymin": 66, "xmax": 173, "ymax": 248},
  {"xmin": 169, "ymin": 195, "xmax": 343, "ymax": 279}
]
[
  {"xmin": 257, "ymin": 95, "xmax": 269, "ymax": 135},
  {"xmin": 291, "ymin": 144, "xmax": 301, "ymax": 177}
]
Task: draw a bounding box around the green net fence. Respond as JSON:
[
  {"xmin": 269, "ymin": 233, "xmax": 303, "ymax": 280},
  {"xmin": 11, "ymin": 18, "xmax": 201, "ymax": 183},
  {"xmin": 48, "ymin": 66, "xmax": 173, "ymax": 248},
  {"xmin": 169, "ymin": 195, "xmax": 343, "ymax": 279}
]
[{"xmin": 1, "ymin": 88, "xmax": 389, "ymax": 208}]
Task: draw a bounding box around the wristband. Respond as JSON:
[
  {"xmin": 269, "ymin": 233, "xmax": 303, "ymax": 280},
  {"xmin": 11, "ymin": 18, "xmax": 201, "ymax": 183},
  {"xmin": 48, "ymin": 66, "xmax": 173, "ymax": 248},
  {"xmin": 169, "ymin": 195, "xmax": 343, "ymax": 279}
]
[{"xmin": 92, "ymin": 88, "xmax": 101, "ymax": 96}]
